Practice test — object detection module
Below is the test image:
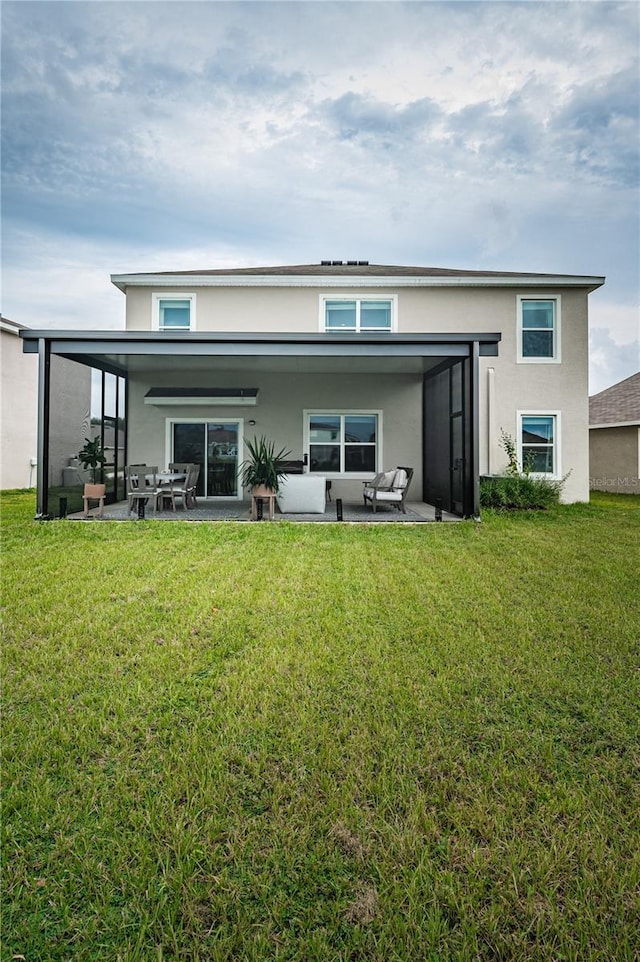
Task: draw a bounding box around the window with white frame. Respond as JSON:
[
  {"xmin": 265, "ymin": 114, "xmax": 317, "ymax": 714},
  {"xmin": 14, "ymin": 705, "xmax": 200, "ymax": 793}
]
[
  {"xmin": 519, "ymin": 413, "xmax": 559, "ymax": 475},
  {"xmin": 517, "ymin": 296, "xmax": 560, "ymax": 362},
  {"xmin": 153, "ymin": 293, "xmax": 196, "ymax": 331},
  {"xmin": 321, "ymin": 297, "xmax": 395, "ymax": 332},
  {"xmin": 307, "ymin": 412, "xmax": 379, "ymax": 474}
]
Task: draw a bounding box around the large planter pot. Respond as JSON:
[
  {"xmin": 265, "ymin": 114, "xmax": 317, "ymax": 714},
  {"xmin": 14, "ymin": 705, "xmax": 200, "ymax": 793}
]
[
  {"xmin": 83, "ymin": 483, "xmax": 106, "ymax": 498},
  {"xmin": 251, "ymin": 484, "xmax": 276, "ymax": 498}
]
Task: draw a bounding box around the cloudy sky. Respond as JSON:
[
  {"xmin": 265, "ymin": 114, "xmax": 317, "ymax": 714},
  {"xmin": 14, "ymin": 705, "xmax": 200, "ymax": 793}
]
[{"xmin": 2, "ymin": 0, "xmax": 638, "ymax": 393}]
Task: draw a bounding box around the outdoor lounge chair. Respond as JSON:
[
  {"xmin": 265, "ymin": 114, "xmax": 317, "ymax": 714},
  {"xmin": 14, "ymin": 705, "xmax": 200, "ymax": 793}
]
[{"xmin": 363, "ymin": 466, "xmax": 414, "ymax": 513}]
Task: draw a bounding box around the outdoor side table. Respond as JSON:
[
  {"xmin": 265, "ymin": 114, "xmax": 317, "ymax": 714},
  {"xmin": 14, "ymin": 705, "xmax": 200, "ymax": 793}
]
[{"xmin": 251, "ymin": 493, "xmax": 276, "ymax": 520}]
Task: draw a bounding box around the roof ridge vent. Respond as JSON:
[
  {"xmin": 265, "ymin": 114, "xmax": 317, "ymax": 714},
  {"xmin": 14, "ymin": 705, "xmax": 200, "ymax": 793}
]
[
  {"xmin": 320, "ymin": 260, "xmax": 331, "ymax": 265},
  {"xmin": 358, "ymin": 260, "xmax": 369, "ymax": 266},
  {"xmin": 331, "ymin": 260, "xmax": 343, "ymax": 265}
]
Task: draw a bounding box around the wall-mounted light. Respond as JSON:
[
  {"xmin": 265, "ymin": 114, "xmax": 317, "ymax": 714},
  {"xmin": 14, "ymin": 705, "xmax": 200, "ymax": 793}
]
[{"xmin": 248, "ymin": 419, "xmax": 256, "ymax": 426}]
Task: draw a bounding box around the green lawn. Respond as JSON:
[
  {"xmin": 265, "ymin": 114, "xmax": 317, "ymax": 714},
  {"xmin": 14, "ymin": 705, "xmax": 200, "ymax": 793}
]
[{"xmin": 2, "ymin": 491, "xmax": 639, "ymax": 961}]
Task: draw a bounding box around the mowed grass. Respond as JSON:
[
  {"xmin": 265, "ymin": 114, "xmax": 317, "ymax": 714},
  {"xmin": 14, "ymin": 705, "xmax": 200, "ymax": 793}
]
[{"xmin": 2, "ymin": 491, "xmax": 639, "ymax": 962}]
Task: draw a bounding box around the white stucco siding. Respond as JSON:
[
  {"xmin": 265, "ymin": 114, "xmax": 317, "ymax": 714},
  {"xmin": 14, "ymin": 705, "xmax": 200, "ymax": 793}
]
[
  {"xmin": 127, "ymin": 370, "xmax": 423, "ymax": 503},
  {"xmin": 479, "ymin": 289, "xmax": 589, "ymax": 502},
  {"xmin": 123, "ymin": 282, "xmax": 592, "ymax": 504}
]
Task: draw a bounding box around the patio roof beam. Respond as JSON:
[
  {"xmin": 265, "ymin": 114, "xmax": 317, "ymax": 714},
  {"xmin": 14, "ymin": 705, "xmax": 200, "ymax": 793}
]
[{"xmin": 22, "ymin": 331, "xmax": 501, "ymax": 360}]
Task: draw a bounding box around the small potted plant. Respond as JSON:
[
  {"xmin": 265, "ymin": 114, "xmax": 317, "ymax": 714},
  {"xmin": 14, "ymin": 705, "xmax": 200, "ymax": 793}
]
[
  {"xmin": 240, "ymin": 435, "xmax": 291, "ymax": 497},
  {"xmin": 78, "ymin": 436, "xmax": 107, "ymax": 501}
]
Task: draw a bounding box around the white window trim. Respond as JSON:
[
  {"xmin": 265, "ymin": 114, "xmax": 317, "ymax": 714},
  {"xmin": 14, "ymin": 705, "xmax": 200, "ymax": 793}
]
[
  {"xmin": 318, "ymin": 294, "xmax": 398, "ymax": 333},
  {"xmin": 516, "ymin": 294, "xmax": 561, "ymax": 364},
  {"xmin": 304, "ymin": 409, "xmax": 382, "ymax": 479},
  {"xmin": 152, "ymin": 293, "xmax": 197, "ymax": 332},
  {"xmin": 517, "ymin": 410, "xmax": 561, "ymax": 478}
]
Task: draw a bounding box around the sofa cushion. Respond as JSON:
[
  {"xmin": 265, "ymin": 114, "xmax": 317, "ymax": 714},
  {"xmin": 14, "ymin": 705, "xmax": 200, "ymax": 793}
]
[
  {"xmin": 380, "ymin": 469, "xmax": 396, "ymax": 489},
  {"xmin": 392, "ymin": 468, "xmax": 408, "ymax": 490}
]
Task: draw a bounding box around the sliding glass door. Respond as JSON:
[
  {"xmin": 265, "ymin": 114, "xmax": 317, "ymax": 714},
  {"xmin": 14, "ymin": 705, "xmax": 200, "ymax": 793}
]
[{"xmin": 171, "ymin": 420, "xmax": 242, "ymax": 498}]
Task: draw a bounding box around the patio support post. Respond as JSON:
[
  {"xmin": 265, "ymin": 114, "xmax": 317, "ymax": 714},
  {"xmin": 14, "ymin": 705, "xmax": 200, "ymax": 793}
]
[
  {"xmin": 471, "ymin": 340, "xmax": 481, "ymax": 520},
  {"xmin": 35, "ymin": 337, "xmax": 51, "ymax": 519}
]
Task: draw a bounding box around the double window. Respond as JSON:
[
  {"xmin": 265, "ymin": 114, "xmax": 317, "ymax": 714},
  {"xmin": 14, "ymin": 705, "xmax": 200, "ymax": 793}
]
[
  {"xmin": 306, "ymin": 412, "xmax": 379, "ymax": 474},
  {"xmin": 321, "ymin": 296, "xmax": 395, "ymax": 332},
  {"xmin": 518, "ymin": 413, "xmax": 559, "ymax": 475},
  {"xmin": 153, "ymin": 293, "xmax": 196, "ymax": 331},
  {"xmin": 517, "ymin": 296, "xmax": 560, "ymax": 362}
]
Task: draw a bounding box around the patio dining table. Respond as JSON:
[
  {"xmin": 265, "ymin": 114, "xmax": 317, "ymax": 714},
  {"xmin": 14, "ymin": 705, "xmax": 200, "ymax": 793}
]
[{"xmin": 153, "ymin": 471, "xmax": 187, "ymax": 485}]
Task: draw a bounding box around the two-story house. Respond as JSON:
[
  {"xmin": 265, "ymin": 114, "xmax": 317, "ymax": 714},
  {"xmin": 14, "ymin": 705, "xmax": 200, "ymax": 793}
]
[{"xmin": 21, "ymin": 261, "xmax": 604, "ymax": 519}]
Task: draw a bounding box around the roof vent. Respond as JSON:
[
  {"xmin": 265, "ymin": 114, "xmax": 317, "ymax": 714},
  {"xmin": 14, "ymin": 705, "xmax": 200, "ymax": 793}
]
[
  {"xmin": 331, "ymin": 260, "xmax": 343, "ymax": 266},
  {"xmin": 320, "ymin": 260, "xmax": 331, "ymax": 265},
  {"xmin": 346, "ymin": 260, "xmax": 357, "ymax": 265},
  {"xmin": 357, "ymin": 261, "xmax": 369, "ymax": 266}
]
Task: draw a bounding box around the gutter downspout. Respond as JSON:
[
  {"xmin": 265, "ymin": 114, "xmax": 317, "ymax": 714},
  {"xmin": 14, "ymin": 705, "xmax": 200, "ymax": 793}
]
[
  {"xmin": 487, "ymin": 367, "xmax": 495, "ymax": 475},
  {"xmin": 471, "ymin": 341, "xmax": 481, "ymax": 519}
]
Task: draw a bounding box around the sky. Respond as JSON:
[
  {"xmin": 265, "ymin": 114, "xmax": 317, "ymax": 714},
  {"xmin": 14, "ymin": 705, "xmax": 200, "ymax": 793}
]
[{"xmin": 2, "ymin": 0, "xmax": 638, "ymax": 394}]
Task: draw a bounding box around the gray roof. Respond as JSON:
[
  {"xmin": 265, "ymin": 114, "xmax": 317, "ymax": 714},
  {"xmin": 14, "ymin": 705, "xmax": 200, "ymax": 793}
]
[
  {"xmin": 127, "ymin": 262, "xmax": 594, "ymax": 279},
  {"xmin": 589, "ymin": 372, "xmax": 640, "ymax": 425}
]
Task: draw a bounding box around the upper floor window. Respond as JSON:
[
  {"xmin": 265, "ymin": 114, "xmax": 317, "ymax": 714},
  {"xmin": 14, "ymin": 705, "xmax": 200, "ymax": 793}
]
[
  {"xmin": 518, "ymin": 413, "xmax": 560, "ymax": 476},
  {"xmin": 517, "ymin": 296, "xmax": 560, "ymax": 362},
  {"xmin": 321, "ymin": 296, "xmax": 396, "ymax": 332},
  {"xmin": 153, "ymin": 293, "xmax": 196, "ymax": 331}
]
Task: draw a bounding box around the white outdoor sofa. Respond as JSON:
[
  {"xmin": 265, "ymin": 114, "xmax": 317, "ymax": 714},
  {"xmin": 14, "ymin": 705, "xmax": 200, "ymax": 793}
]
[{"xmin": 276, "ymin": 474, "xmax": 327, "ymax": 514}]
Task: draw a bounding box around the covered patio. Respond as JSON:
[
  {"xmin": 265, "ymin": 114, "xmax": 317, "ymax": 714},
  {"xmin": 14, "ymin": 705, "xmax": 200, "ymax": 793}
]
[{"xmin": 21, "ymin": 329, "xmax": 500, "ymax": 521}]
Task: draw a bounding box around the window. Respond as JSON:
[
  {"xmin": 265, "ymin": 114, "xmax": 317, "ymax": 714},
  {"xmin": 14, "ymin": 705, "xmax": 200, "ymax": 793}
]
[
  {"xmin": 518, "ymin": 413, "xmax": 559, "ymax": 475},
  {"xmin": 306, "ymin": 412, "xmax": 379, "ymax": 474},
  {"xmin": 321, "ymin": 297, "xmax": 395, "ymax": 332},
  {"xmin": 153, "ymin": 293, "xmax": 196, "ymax": 331},
  {"xmin": 517, "ymin": 296, "xmax": 560, "ymax": 362}
]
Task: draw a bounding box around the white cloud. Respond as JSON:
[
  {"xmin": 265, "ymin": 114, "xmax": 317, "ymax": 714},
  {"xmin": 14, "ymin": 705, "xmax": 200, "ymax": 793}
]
[{"xmin": 1, "ymin": 0, "xmax": 638, "ymax": 393}]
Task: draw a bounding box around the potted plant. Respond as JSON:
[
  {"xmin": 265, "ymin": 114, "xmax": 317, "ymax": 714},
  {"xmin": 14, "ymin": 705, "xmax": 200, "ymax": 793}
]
[
  {"xmin": 78, "ymin": 436, "xmax": 107, "ymax": 502},
  {"xmin": 240, "ymin": 435, "xmax": 291, "ymax": 496}
]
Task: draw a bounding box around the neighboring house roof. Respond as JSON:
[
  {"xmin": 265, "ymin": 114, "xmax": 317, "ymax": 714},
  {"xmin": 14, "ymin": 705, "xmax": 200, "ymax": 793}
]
[
  {"xmin": 111, "ymin": 262, "xmax": 605, "ymax": 292},
  {"xmin": 589, "ymin": 372, "xmax": 640, "ymax": 428},
  {"xmin": 1, "ymin": 315, "xmax": 28, "ymax": 335}
]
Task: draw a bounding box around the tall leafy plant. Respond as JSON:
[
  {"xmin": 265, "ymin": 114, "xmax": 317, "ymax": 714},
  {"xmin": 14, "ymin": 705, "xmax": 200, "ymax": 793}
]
[
  {"xmin": 240, "ymin": 435, "xmax": 291, "ymax": 494},
  {"xmin": 78, "ymin": 437, "xmax": 106, "ymax": 484}
]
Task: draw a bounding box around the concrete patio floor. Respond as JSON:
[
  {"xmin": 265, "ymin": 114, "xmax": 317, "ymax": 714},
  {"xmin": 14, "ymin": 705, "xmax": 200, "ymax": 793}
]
[{"xmin": 70, "ymin": 499, "xmax": 461, "ymax": 523}]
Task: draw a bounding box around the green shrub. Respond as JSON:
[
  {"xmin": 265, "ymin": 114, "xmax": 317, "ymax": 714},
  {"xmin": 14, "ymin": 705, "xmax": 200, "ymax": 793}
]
[{"xmin": 480, "ymin": 473, "xmax": 565, "ymax": 510}]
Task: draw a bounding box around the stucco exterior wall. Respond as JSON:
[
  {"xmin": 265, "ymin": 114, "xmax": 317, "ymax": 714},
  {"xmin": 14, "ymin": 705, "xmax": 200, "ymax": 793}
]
[
  {"xmin": 123, "ymin": 282, "xmax": 592, "ymax": 504},
  {"xmin": 127, "ymin": 370, "xmax": 423, "ymax": 503},
  {"xmin": 1, "ymin": 325, "xmax": 38, "ymax": 489},
  {"xmin": 589, "ymin": 426, "xmax": 640, "ymax": 493}
]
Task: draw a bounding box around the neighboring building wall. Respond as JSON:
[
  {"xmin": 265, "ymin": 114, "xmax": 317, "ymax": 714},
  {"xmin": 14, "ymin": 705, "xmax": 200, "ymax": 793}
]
[
  {"xmin": 590, "ymin": 426, "xmax": 640, "ymax": 493},
  {"xmin": 48, "ymin": 355, "xmax": 92, "ymax": 488},
  {"xmin": 0, "ymin": 320, "xmax": 38, "ymax": 489}
]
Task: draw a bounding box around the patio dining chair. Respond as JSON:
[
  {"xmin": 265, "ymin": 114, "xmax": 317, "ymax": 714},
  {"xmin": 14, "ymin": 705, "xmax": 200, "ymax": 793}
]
[
  {"xmin": 126, "ymin": 464, "xmax": 160, "ymax": 516},
  {"xmin": 167, "ymin": 464, "xmax": 195, "ymax": 511},
  {"xmin": 186, "ymin": 463, "xmax": 201, "ymax": 507},
  {"xmin": 363, "ymin": 466, "xmax": 414, "ymax": 513}
]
